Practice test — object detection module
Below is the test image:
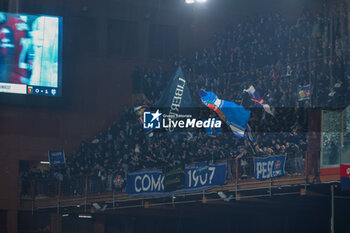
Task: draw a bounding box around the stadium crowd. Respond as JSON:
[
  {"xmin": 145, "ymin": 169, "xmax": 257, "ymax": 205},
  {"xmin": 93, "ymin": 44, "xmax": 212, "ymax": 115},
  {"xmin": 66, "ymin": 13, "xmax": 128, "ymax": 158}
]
[{"xmin": 21, "ymin": 4, "xmax": 350, "ymax": 196}]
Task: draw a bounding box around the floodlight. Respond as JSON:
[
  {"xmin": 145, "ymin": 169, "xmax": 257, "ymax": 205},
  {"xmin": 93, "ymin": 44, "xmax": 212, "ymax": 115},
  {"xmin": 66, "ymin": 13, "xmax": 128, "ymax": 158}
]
[
  {"xmin": 185, "ymin": 0, "xmax": 195, "ymax": 4},
  {"xmin": 197, "ymin": 0, "xmax": 207, "ymax": 3}
]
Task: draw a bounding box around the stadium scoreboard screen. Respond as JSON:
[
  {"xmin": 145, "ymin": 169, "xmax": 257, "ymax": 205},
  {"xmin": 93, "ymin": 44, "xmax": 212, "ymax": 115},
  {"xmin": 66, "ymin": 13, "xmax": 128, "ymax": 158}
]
[{"xmin": 0, "ymin": 11, "xmax": 62, "ymax": 97}]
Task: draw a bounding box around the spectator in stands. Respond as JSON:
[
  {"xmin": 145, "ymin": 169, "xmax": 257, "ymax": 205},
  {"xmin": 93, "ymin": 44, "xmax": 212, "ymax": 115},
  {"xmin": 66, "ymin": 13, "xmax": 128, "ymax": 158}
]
[{"xmin": 23, "ymin": 3, "xmax": 350, "ymax": 196}]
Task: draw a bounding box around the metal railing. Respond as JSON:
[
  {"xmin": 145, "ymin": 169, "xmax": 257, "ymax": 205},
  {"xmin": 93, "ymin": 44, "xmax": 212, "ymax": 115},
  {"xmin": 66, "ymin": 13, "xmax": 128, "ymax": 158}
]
[
  {"xmin": 61, "ymin": 176, "xmax": 85, "ymax": 196},
  {"xmin": 22, "ymin": 152, "xmax": 313, "ymax": 199},
  {"xmin": 235, "ymin": 152, "xmax": 306, "ymax": 180}
]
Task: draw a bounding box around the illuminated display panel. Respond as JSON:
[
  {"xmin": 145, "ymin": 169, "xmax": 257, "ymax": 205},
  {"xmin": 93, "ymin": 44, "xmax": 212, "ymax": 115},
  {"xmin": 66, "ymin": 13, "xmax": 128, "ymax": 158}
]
[{"xmin": 0, "ymin": 11, "xmax": 62, "ymax": 96}]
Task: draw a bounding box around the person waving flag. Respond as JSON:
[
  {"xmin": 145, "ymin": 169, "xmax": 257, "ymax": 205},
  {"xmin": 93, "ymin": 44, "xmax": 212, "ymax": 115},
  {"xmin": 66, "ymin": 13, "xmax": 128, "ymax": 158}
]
[
  {"xmin": 199, "ymin": 89, "xmax": 251, "ymax": 138},
  {"xmin": 243, "ymin": 85, "xmax": 274, "ymax": 116}
]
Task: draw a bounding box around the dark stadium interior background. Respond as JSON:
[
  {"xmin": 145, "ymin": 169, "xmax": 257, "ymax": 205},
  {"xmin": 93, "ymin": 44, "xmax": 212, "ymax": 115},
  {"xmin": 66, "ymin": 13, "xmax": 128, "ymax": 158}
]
[{"xmin": 0, "ymin": 0, "xmax": 350, "ymax": 232}]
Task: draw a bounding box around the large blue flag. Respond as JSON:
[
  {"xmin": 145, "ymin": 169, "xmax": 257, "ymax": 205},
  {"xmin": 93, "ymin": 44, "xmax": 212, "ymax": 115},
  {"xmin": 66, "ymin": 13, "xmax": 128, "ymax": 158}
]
[
  {"xmin": 204, "ymin": 117, "xmax": 222, "ymax": 136},
  {"xmin": 155, "ymin": 66, "xmax": 193, "ymax": 112},
  {"xmin": 199, "ymin": 90, "xmax": 251, "ymax": 138},
  {"xmin": 155, "ymin": 67, "xmax": 193, "ymax": 133}
]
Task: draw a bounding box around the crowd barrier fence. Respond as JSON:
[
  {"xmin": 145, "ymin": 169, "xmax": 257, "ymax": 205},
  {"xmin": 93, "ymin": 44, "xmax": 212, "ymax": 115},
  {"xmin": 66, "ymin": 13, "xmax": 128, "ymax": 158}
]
[{"xmin": 22, "ymin": 151, "xmax": 314, "ymax": 198}]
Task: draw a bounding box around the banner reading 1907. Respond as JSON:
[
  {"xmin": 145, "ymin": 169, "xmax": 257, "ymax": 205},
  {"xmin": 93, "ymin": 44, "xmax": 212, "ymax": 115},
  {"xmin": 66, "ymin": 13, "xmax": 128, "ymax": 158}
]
[
  {"xmin": 185, "ymin": 161, "xmax": 226, "ymax": 191},
  {"xmin": 125, "ymin": 161, "xmax": 227, "ymax": 195}
]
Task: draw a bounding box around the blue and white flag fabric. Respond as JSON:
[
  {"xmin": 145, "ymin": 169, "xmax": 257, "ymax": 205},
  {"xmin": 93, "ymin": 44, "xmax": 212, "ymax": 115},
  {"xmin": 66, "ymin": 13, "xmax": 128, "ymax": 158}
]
[
  {"xmin": 246, "ymin": 123, "xmax": 255, "ymax": 143},
  {"xmin": 243, "ymin": 85, "xmax": 274, "ymax": 116},
  {"xmin": 48, "ymin": 150, "xmax": 65, "ymax": 165},
  {"xmin": 204, "ymin": 117, "xmax": 222, "ymax": 136},
  {"xmin": 297, "ymin": 84, "xmax": 311, "ymax": 101},
  {"xmin": 199, "ymin": 89, "xmax": 251, "ymax": 138},
  {"xmin": 134, "ymin": 105, "xmax": 154, "ymax": 137},
  {"xmin": 134, "ymin": 105, "xmax": 149, "ymax": 124},
  {"xmin": 155, "ymin": 66, "xmax": 193, "ymax": 110},
  {"xmin": 155, "ymin": 67, "xmax": 194, "ymax": 133}
]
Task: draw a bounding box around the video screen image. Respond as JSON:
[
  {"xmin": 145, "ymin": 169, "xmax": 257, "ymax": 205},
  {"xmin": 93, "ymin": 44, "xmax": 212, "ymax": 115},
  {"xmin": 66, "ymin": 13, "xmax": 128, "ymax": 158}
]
[{"xmin": 0, "ymin": 11, "xmax": 62, "ymax": 96}]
